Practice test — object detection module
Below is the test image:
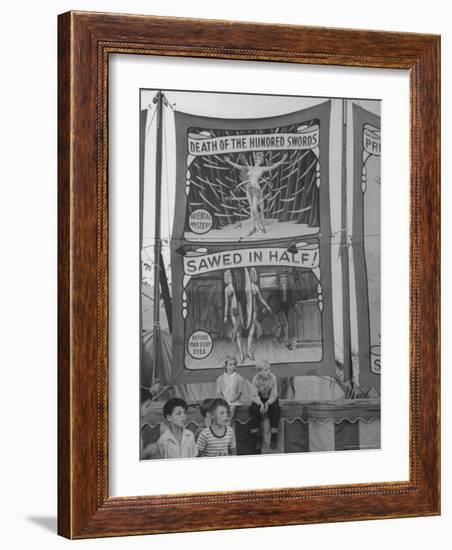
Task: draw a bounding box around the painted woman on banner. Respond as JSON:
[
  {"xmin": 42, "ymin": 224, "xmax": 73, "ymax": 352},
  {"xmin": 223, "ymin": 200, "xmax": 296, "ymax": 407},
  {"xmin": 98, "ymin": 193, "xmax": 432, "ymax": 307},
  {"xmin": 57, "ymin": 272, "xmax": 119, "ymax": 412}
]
[
  {"xmin": 246, "ymin": 267, "xmax": 272, "ymax": 360},
  {"xmin": 225, "ymin": 151, "xmax": 287, "ymax": 236},
  {"xmin": 223, "ymin": 269, "xmax": 245, "ymax": 362}
]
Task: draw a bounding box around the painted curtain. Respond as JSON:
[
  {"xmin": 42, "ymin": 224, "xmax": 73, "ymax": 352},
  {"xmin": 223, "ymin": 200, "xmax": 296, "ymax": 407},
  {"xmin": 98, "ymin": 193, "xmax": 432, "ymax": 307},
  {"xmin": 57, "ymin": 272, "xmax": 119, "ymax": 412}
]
[{"xmin": 165, "ymin": 102, "xmax": 335, "ymax": 384}]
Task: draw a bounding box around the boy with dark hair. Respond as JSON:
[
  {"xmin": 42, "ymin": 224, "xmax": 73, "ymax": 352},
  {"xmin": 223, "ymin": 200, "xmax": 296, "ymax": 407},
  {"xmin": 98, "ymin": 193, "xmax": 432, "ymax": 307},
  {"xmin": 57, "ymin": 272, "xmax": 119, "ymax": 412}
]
[{"xmin": 156, "ymin": 397, "xmax": 198, "ymax": 459}]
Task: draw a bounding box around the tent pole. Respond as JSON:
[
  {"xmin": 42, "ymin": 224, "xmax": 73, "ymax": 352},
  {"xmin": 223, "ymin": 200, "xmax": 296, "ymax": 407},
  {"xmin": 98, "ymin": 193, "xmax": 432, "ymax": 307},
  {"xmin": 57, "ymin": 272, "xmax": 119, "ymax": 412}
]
[
  {"xmin": 341, "ymin": 99, "xmax": 353, "ymax": 384},
  {"xmin": 152, "ymin": 91, "xmax": 164, "ymax": 384}
]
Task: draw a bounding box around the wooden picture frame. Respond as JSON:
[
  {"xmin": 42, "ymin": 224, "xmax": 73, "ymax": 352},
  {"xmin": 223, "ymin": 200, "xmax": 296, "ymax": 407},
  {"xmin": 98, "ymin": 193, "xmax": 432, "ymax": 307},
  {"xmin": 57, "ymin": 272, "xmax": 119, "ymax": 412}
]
[{"xmin": 58, "ymin": 11, "xmax": 440, "ymax": 539}]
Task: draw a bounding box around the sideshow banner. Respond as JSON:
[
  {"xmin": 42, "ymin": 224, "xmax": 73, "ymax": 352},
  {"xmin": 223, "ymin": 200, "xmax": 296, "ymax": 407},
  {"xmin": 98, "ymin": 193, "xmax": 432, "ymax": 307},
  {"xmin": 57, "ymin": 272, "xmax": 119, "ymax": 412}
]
[
  {"xmin": 167, "ymin": 102, "xmax": 335, "ymax": 384},
  {"xmin": 352, "ymin": 105, "xmax": 381, "ymax": 389}
]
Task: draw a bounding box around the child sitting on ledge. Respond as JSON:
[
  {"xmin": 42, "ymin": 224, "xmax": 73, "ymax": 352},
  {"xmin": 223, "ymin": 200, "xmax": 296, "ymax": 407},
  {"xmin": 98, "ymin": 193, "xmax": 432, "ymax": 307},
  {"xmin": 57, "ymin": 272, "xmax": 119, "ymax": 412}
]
[
  {"xmin": 249, "ymin": 359, "xmax": 281, "ymax": 450},
  {"xmin": 215, "ymin": 355, "xmax": 244, "ymax": 421}
]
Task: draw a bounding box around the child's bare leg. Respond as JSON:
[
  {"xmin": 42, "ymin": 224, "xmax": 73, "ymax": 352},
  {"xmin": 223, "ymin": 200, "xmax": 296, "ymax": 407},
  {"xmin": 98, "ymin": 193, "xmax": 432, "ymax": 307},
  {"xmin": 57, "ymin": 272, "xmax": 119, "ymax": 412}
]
[
  {"xmin": 268, "ymin": 400, "xmax": 281, "ymax": 449},
  {"xmin": 261, "ymin": 418, "xmax": 271, "ymax": 448}
]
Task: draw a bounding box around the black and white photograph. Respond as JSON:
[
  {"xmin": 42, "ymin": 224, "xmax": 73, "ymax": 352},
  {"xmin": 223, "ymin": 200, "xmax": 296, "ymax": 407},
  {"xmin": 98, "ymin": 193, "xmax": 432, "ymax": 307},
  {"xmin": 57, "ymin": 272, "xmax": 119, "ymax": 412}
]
[
  {"xmin": 0, "ymin": 0, "xmax": 446, "ymax": 545},
  {"xmin": 140, "ymin": 89, "xmax": 380, "ymax": 459}
]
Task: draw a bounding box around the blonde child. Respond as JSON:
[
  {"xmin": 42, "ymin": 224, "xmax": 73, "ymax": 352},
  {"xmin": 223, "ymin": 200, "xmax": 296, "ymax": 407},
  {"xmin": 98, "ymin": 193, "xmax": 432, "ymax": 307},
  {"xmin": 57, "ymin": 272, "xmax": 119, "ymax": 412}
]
[
  {"xmin": 215, "ymin": 356, "xmax": 244, "ymax": 420},
  {"xmin": 249, "ymin": 360, "xmax": 280, "ymax": 450},
  {"xmin": 197, "ymin": 398, "xmax": 237, "ymax": 457}
]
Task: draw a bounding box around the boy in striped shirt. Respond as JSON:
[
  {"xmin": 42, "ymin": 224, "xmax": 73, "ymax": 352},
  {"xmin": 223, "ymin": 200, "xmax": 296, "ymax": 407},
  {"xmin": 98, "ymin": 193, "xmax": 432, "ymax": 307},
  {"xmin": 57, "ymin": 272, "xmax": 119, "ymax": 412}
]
[{"xmin": 197, "ymin": 398, "xmax": 237, "ymax": 457}]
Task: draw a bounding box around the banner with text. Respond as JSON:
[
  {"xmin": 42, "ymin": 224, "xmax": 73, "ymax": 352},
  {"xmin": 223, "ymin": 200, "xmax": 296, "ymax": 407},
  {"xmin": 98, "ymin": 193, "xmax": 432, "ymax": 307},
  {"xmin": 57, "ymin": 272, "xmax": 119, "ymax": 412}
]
[
  {"xmin": 167, "ymin": 101, "xmax": 335, "ymax": 383},
  {"xmin": 188, "ymin": 127, "xmax": 319, "ymax": 156}
]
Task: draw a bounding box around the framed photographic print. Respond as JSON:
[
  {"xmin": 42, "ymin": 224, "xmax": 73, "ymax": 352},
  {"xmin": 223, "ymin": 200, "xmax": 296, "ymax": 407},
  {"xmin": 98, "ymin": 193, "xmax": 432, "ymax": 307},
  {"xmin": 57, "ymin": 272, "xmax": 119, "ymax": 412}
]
[{"xmin": 58, "ymin": 11, "xmax": 440, "ymax": 538}]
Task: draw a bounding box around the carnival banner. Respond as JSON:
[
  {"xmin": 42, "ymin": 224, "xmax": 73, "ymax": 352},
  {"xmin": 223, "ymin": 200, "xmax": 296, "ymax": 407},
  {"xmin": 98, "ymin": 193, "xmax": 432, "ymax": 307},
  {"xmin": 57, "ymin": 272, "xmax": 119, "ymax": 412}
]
[
  {"xmin": 167, "ymin": 102, "xmax": 335, "ymax": 384},
  {"xmin": 352, "ymin": 104, "xmax": 381, "ymax": 389}
]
